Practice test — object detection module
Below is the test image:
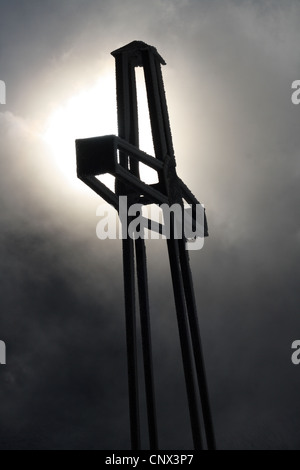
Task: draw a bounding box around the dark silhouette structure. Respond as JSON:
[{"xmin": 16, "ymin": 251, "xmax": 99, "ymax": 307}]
[{"xmin": 76, "ymin": 41, "xmax": 215, "ymax": 450}]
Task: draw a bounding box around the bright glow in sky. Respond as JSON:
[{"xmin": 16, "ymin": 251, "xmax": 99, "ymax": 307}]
[
  {"xmin": 43, "ymin": 72, "xmax": 117, "ymax": 191},
  {"xmin": 43, "ymin": 68, "xmax": 158, "ymax": 193}
]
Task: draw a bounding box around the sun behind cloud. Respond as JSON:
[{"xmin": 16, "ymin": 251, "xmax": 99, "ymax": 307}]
[
  {"xmin": 42, "ymin": 72, "xmax": 117, "ymax": 190},
  {"xmin": 42, "ymin": 69, "xmax": 158, "ymax": 193}
]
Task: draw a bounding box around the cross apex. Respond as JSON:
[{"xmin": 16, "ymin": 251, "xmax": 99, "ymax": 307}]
[{"xmin": 111, "ymin": 40, "xmax": 166, "ymax": 66}]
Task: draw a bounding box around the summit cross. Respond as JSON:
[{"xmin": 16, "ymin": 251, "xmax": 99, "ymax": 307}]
[{"xmin": 76, "ymin": 41, "xmax": 215, "ymax": 451}]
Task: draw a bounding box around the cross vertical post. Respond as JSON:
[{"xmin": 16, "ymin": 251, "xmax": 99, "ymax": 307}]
[
  {"xmin": 76, "ymin": 41, "xmax": 215, "ymax": 450},
  {"xmin": 113, "ymin": 45, "xmax": 158, "ymax": 450}
]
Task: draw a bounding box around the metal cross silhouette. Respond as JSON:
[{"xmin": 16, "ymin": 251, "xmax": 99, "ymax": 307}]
[{"xmin": 76, "ymin": 41, "xmax": 215, "ymax": 451}]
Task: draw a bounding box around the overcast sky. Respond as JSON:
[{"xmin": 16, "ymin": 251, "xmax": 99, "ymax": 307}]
[{"xmin": 0, "ymin": 0, "xmax": 300, "ymax": 450}]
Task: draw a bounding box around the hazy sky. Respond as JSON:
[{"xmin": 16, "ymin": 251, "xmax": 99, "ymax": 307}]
[{"xmin": 0, "ymin": 0, "xmax": 300, "ymax": 450}]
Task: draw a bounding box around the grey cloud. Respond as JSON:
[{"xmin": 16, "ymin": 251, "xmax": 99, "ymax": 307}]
[{"xmin": 0, "ymin": 0, "xmax": 299, "ymax": 450}]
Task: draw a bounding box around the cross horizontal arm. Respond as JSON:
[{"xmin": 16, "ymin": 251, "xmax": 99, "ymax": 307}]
[
  {"xmin": 116, "ymin": 166, "xmax": 169, "ymax": 205},
  {"xmin": 76, "ymin": 135, "xmax": 164, "ymax": 178},
  {"xmin": 117, "ymin": 137, "xmax": 164, "ymax": 173},
  {"xmin": 76, "ymin": 134, "xmax": 170, "ymax": 207},
  {"xmin": 80, "ymin": 175, "xmax": 119, "ymax": 210}
]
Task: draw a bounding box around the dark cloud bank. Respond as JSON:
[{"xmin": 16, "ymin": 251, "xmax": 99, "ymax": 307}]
[{"xmin": 0, "ymin": 0, "xmax": 300, "ymax": 449}]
